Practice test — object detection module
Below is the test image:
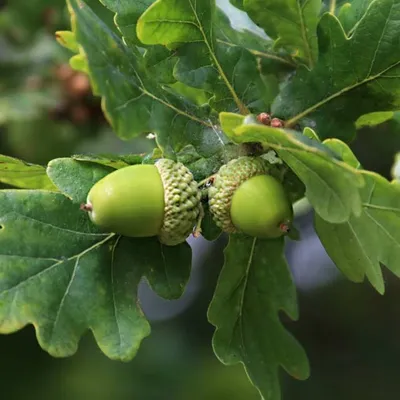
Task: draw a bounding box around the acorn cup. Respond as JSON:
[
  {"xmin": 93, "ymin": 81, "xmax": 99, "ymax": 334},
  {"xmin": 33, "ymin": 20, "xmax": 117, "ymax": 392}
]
[
  {"xmin": 83, "ymin": 159, "xmax": 202, "ymax": 246},
  {"xmin": 208, "ymin": 157, "xmax": 293, "ymax": 239}
]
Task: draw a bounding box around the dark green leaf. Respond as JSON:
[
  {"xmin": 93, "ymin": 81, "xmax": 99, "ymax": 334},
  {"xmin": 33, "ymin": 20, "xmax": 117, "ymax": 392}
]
[
  {"xmin": 67, "ymin": 0, "xmax": 216, "ymax": 157},
  {"xmin": 240, "ymin": 0, "xmax": 321, "ymax": 67},
  {"xmin": 99, "ymin": 0, "xmax": 153, "ymax": 45},
  {"xmin": 99, "ymin": 1, "xmax": 181, "ymax": 91},
  {"xmin": 137, "ymin": 0, "xmax": 271, "ymax": 114},
  {"xmin": 0, "ymin": 155, "xmax": 57, "ymax": 190},
  {"xmin": 143, "ymin": 46, "xmax": 177, "ymax": 85},
  {"xmin": 281, "ymin": 167, "xmax": 307, "ymax": 204},
  {"xmin": 201, "ymin": 204, "xmax": 222, "ymax": 241},
  {"xmin": 273, "ymin": 0, "xmax": 400, "ymax": 142},
  {"xmin": 217, "ymin": 7, "xmax": 272, "ymax": 52},
  {"xmin": 208, "ymin": 235, "xmax": 309, "ymax": 400},
  {"xmin": 216, "ymin": 8, "xmax": 295, "ymax": 105},
  {"xmin": 0, "ymin": 190, "xmax": 191, "ymax": 361},
  {"xmin": 338, "ymin": 0, "xmax": 373, "ymax": 34}
]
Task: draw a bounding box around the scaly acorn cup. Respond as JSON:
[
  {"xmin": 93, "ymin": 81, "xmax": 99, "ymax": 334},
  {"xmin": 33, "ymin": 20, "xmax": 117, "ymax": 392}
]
[
  {"xmin": 83, "ymin": 159, "xmax": 201, "ymax": 246},
  {"xmin": 208, "ymin": 157, "xmax": 293, "ymax": 238}
]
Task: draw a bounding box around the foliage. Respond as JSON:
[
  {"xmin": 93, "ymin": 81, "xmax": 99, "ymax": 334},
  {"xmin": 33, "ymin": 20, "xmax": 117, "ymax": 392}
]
[{"xmin": 1, "ymin": 0, "xmax": 400, "ymax": 399}]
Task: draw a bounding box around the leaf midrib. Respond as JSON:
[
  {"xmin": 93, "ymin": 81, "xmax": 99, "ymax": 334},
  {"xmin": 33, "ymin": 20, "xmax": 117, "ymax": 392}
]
[
  {"xmin": 188, "ymin": 0, "xmax": 249, "ymax": 114},
  {"xmin": 0, "ymin": 233, "xmax": 115, "ymax": 297},
  {"xmin": 228, "ymin": 238, "xmax": 257, "ymax": 356},
  {"xmin": 280, "ymin": 149, "xmax": 348, "ymax": 215},
  {"xmin": 286, "ymin": 59, "xmax": 400, "ymax": 127},
  {"xmin": 296, "ymin": 0, "xmax": 314, "ymax": 68}
]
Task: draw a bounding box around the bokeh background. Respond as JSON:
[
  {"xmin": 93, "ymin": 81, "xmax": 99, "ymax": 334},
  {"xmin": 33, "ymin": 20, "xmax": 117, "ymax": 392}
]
[{"xmin": 1, "ymin": 1, "xmax": 400, "ymax": 399}]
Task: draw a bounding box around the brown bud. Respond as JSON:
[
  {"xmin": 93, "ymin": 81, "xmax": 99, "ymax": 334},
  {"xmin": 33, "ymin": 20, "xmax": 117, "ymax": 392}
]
[
  {"xmin": 271, "ymin": 118, "xmax": 284, "ymax": 128},
  {"xmin": 257, "ymin": 112, "xmax": 271, "ymax": 126}
]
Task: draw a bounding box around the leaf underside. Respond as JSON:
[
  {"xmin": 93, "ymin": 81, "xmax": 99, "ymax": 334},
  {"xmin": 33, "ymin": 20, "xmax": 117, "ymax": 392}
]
[{"xmin": 315, "ymin": 141, "xmax": 400, "ymax": 294}]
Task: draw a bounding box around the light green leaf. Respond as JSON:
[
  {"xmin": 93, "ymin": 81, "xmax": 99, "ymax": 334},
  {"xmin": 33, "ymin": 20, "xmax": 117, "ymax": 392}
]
[
  {"xmin": 273, "ymin": 0, "xmax": 400, "ymax": 142},
  {"xmin": 208, "ymin": 235, "xmax": 309, "ymax": 400},
  {"xmin": 356, "ymin": 111, "xmax": 400, "ymax": 129},
  {"xmin": 220, "ymin": 111, "xmax": 246, "ymax": 137},
  {"xmin": 226, "ymin": 117, "xmax": 364, "ymax": 223},
  {"xmin": 56, "ymin": 30, "xmax": 80, "ymax": 53},
  {"xmin": 47, "ymin": 158, "xmax": 115, "ymax": 204},
  {"xmin": 392, "ymin": 153, "xmax": 400, "ymax": 181},
  {"xmin": 71, "ymin": 154, "xmax": 144, "ymax": 169},
  {"xmin": 69, "ymin": 53, "xmax": 89, "ymax": 73},
  {"xmin": 315, "ymin": 171, "xmax": 400, "ymax": 294},
  {"xmin": 137, "ymin": 0, "xmax": 213, "ymax": 44},
  {"xmin": 303, "ymin": 127, "xmax": 320, "ymax": 141},
  {"xmin": 167, "ymin": 81, "xmax": 210, "ymax": 106},
  {"xmin": 0, "ymin": 155, "xmax": 57, "ymax": 190},
  {"xmin": 323, "ymin": 138, "xmax": 361, "ymax": 169},
  {"xmin": 240, "ymin": 0, "xmax": 321, "ymax": 67}
]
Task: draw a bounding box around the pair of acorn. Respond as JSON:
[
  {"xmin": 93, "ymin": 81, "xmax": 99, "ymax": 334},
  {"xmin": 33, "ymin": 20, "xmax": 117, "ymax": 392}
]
[{"xmin": 84, "ymin": 156, "xmax": 293, "ymax": 245}]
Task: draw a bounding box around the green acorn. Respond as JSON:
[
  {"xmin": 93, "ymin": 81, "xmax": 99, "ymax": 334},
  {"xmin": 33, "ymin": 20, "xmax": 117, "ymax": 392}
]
[
  {"xmin": 208, "ymin": 157, "xmax": 293, "ymax": 238},
  {"xmin": 83, "ymin": 159, "xmax": 201, "ymax": 246}
]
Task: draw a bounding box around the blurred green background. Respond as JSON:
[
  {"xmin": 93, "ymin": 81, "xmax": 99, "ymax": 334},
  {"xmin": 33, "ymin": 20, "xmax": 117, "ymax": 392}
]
[{"xmin": 1, "ymin": 1, "xmax": 400, "ymax": 399}]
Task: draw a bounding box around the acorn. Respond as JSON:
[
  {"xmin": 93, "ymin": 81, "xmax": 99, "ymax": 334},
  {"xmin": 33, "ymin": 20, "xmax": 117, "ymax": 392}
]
[
  {"xmin": 83, "ymin": 159, "xmax": 201, "ymax": 246},
  {"xmin": 208, "ymin": 157, "xmax": 293, "ymax": 238}
]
